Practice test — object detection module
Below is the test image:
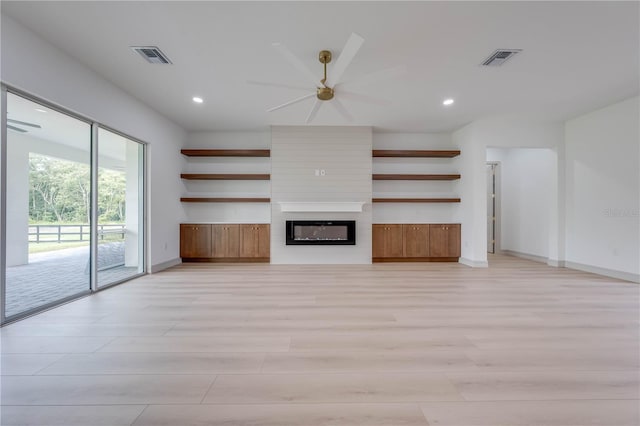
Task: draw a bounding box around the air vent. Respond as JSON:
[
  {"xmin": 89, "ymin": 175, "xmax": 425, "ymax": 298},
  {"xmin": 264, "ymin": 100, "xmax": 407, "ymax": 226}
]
[
  {"xmin": 481, "ymin": 49, "xmax": 522, "ymax": 67},
  {"xmin": 130, "ymin": 46, "xmax": 172, "ymax": 64}
]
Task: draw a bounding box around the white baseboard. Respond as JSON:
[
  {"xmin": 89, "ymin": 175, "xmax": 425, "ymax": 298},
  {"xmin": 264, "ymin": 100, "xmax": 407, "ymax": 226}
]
[
  {"xmin": 501, "ymin": 249, "xmax": 548, "ymax": 264},
  {"xmin": 547, "ymin": 259, "xmax": 566, "ymax": 267},
  {"xmin": 459, "ymin": 257, "xmax": 489, "ymax": 268},
  {"xmin": 500, "ymin": 250, "xmax": 637, "ymax": 283},
  {"xmin": 149, "ymin": 257, "xmax": 181, "ymax": 273},
  {"xmin": 564, "ymin": 261, "xmax": 639, "ymax": 284}
]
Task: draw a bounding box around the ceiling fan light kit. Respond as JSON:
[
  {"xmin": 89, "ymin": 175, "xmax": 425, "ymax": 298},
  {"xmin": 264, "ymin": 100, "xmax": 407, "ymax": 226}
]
[{"xmin": 316, "ymin": 86, "xmax": 334, "ymax": 101}]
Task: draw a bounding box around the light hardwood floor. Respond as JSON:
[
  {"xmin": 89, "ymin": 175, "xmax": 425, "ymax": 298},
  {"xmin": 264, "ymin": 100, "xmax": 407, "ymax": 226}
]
[{"xmin": 1, "ymin": 255, "xmax": 639, "ymax": 425}]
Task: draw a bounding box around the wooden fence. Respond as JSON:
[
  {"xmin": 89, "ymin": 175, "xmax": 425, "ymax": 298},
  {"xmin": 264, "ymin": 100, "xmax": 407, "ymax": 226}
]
[{"xmin": 28, "ymin": 224, "xmax": 125, "ymax": 243}]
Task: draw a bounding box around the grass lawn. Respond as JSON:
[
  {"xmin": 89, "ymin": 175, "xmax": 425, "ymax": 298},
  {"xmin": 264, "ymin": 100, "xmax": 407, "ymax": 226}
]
[
  {"xmin": 29, "ymin": 241, "xmax": 90, "ymax": 254},
  {"xmin": 29, "ymin": 237, "xmax": 123, "ymax": 254}
]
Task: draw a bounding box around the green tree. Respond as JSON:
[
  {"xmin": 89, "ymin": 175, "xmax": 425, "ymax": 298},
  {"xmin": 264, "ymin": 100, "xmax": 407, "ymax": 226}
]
[
  {"xmin": 98, "ymin": 169, "xmax": 126, "ymax": 222},
  {"xmin": 29, "ymin": 154, "xmax": 125, "ymax": 224}
]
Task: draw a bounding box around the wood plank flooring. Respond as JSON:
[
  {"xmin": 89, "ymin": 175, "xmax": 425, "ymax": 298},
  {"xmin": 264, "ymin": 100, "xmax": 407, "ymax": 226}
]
[{"xmin": 1, "ymin": 255, "xmax": 639, "ymax": 425}]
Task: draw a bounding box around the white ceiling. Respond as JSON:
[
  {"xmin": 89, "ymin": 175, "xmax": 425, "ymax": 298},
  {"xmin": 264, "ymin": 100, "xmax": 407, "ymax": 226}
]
[
  {"xmin": 8, "ymin": 92, "xmax": 132, "ymax": 166},
  {"xmin": 3, "ymin": 1, "xmax": 638, "ymax": 133}
]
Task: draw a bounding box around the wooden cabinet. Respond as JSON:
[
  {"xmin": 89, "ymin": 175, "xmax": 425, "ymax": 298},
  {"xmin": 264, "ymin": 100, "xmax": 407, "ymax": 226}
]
[
  {"xmin": 181, "ymin": 223, "xmax": 270, "ymax": 262},
  {"xmin": 211, "ymin": 224, "xmax": 240, "ymax": 258},
  {"xmin": 180, "ymin": 224, "xmax": 211, "ymax": 258},
  {"xmin": 240, "ymin": 224, "xmax": 270, "ymax": 258},
  {"xmin": 429, "ymin": 224, "xmax": 461, "ymax": 258},
  {"xmin": 373, "ymin": 223, "xmax": 460, "ymax": 262},
  {"xmin": 403, "ymin": 224, "xmax": 430, "ymax": 258},
  {"xmin": 372, "ymin": 224, "xmax": 404, "ymax": 258}
]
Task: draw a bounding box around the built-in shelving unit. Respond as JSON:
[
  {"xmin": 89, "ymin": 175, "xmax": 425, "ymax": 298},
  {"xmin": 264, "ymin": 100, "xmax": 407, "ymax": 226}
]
[
  {"xmin": 372, "ymin": 150, "xmax": 460, "ymax": 158},
  {"xmin": 181, "ymin": 149, "xmax": 270, "ymax": 157},
  {"xmin": 372, "ymin": 149, "xmax": 461, "ymax": 205},
  {"xmin": 180, "ymin": 149, "xmax": 271, "ymax": 204},
  {"xmin": 373, "ymin": 174, "xmax": 460, "ymax": 181},
  {"xmin": 373, "ymin": 198, "xmax": 461, "ymax": 203},
  {"xmin": 181, "ymin": 174, "xmax": 270, "ymax": 180},
  {"xmin": 181, "ymin": 197, "xmax": 271, "ymax": 203}
]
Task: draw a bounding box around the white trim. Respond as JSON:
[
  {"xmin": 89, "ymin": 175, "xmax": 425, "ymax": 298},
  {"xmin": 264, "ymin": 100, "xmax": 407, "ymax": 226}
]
[
  {"xmin": 501, "ymin": 249, "xmax": 548, "ymax": 264},
  {"xmin": 150, "ymin": 257, "xmax": 181, "ymax": 273},
  {"xmin": 0, "ymin": 86, "xmax": 7, "ymax": 323},
  {"xmin": 547, "ymin": 259, "xmax": 566, "ymax": 267},
  {"xmin": 565, "ymin": 261, "xmax": 639, "ymax": 284},
  {"xmin": 278, "ymin": 201, "xmax": 366, "ymax": 213},
  {"xmin": 459, "ymin": 257, "xmax": 488, "ymax": 268},
  {"xmin": 90, "ymin": 123, "xmax": 99, "ymax": 292}
]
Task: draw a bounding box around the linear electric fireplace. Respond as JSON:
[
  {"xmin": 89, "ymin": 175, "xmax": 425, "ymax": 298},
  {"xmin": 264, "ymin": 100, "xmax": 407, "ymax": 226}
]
[{"xmin": 286, "ymin": 220, "xmax": 356, "ymax": 245}]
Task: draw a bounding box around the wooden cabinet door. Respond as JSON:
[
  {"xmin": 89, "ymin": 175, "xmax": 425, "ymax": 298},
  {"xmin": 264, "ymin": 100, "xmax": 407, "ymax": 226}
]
[
  {"xmin": 403, "ymin": 224, "xmax": 430, "ymax": 257},
  {"xmin": 447, "ymin": 224, "xmax": 461, "ymax": 257},
  {"xmin": 372, "ymin": 224, "xmax": 403, "ymax": 258},
  {"xmin": 240, "ymin": 224, "xmax": 270, "ymax": 258},
  {"xmin": 180, "ymin": 224, "xmax": 211, "ymax": 258},
  {"xmin": 372, "ymin": 225, "xmax": 386, "ymax": 258},
  {"xmin": 211, "ymin": 224, "xmax": 240, "ymax": 258},
  {"xmin": 429, "ymin": 224, "xmax": 461, "ymax": 258}
]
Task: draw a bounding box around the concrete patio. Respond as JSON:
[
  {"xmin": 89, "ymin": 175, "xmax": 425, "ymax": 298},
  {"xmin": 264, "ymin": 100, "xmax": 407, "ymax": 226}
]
[{"xmin": 5, "ymin": 242, "xmax": 140, "ymax": 317}]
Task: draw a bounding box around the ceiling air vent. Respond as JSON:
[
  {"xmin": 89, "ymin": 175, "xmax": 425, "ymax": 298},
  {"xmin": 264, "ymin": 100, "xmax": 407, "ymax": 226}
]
[
  {"xmin": 481, "ymin": 49, "xmax": 522, "ymax": 67},
  {"xmin": 131, "ymin": 46, "xmax": 172, "ymax": 64}
]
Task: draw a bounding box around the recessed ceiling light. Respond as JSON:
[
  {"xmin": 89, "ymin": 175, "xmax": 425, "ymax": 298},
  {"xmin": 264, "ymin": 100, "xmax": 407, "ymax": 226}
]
[
  {"xmin": 443, "ymin": 98, "xmax": 454, "ymax": 106},
  {"xmin": 35, "ymin": 108, "xmax": 48, "ymax": 113},
  {"xmin": 192, "ymin": 97, "xmax": 203, "ymax": 104}
]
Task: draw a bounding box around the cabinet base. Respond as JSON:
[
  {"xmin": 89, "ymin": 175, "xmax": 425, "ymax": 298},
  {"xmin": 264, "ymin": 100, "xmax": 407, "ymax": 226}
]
[
  {"xmin": 373, "ymin": 257, "xmax": 459, "ymax": 263},
  {"xmin": 182, "ymin": 258, "xmax": 270, "ymax": 263}
]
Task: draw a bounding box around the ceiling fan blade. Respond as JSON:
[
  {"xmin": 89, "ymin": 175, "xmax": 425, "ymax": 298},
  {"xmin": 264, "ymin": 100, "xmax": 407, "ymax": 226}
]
[
  {"xmin": 306, "ymin": 99, "xmax": 322, "ymax": 123},
  {"xmin": 246, "ymin": 80, "xmax": 310, "ymax": 92},
  {"xmin": 330, "ymin": 98, "xmax": 354, "ymax": 122},
  {"xmin": 7, "ymin": 118, "xmax": 41, "ymax": 129},
  {"xmin": 7, "ymin": 124, "xmax": 27, "ymax": 133},
  {"xmin": 339, "ymin": 90, "xmax": 391, "ymax": 107},
  {"xmin": 267, "ymin": 93, "xmax": 316, "ymax": 112},
  {"xmin": 272, "ymin": 42, "xmax": 319, "ymax": 87},
  {"xmin": 339, "ymin": 65, "xmax": 407, "ymax": 90},
  {"xmin": 325, "ymin": 32, "xmax": 365, "ymax": 87}
]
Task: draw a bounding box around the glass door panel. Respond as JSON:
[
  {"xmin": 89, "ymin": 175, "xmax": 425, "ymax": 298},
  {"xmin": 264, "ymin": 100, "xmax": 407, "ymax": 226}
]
[
  {"xmin": 96, "ymin": 128, "xmax": 144, "ymax": 287},
  {"xmin": 5, "ymin": 92, "xmax": 91, "ymax": 318}
]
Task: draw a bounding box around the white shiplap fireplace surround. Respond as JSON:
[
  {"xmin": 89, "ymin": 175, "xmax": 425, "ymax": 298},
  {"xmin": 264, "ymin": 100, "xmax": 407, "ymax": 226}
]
[{"xmin": 271, "ymin": 126, "xmax": 373, "ymax": 264}]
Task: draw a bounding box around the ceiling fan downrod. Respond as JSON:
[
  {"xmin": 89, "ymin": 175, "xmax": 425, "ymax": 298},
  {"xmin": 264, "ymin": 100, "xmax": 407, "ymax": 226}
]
[{"xmin": 317, "ymin": 50, "xmax": 334, "ymax": 101}]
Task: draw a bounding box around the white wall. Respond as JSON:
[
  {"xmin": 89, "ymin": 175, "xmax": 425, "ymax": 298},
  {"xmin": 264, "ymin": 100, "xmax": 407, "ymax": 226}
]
[
  {"xmin": 453, "ymin": 116, "xmax": 564, "ymax": 267},
  {"xmin": 1, "ymin": 15, "xmax": 187, "ymax": 271},
  {"xmin": 452, "ymin": 124, "xmax": 488, "ymax": 267},
  {"xmin": 271, "ymin": 126, "xmax": 372, "ymax": 264},
  {"xmin": 487, "ymin": 148, "xmax": 555, "ymax": 259},
  {"xmin": 183, "ymin": 131, "xmax": 271, "ymax": 224},
  {"xmin": 565, "ymin": 96, "xmax": 639, "ymax": 281}
]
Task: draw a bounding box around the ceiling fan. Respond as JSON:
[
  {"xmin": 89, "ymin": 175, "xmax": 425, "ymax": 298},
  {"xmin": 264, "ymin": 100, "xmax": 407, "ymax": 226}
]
[
  {"xmin": 7, "ymin": 118, "xmax": 41, "ymax": 133},
  {"xmin": 249, "ymin": 33, "xmax": 403, "ymax": 123}
]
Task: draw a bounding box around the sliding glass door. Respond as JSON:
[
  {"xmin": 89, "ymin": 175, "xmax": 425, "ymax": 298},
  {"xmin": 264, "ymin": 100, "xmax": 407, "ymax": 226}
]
[
  {"xmin": 97, "ymin": 128, "xmax": 144, "ymax": 288},
  {"xmin": 1, "ymin": 89, "xmax": 146, "ymax": 323},
  {"xmin": 4, "ymin": 92, "xmax": 92, "ymax": 318}
]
